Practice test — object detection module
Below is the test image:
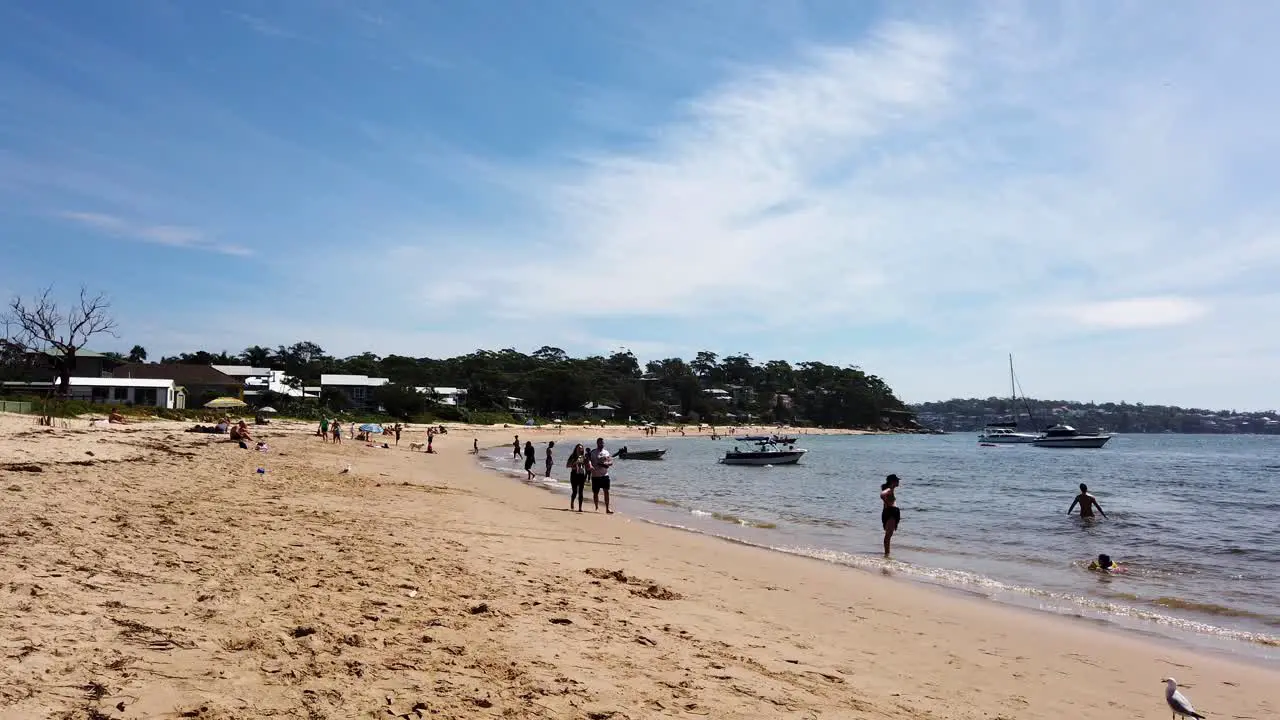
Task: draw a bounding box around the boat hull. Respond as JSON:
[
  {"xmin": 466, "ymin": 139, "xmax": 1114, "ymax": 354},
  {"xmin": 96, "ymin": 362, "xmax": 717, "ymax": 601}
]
[
  {"xmin": 620, "ymin": 449, "xmax": 666, "ymax": 460},
  {"xmin": 722, "ymin": 450, "xmax": 807, "ymax": 466},
  {"xmin": 977, "ymin": 434, "xmax": 1039, "ymax": 444},
  {"xmin": 1032, "ymin": 435, "xmax": 1111, "ymax": 448}
]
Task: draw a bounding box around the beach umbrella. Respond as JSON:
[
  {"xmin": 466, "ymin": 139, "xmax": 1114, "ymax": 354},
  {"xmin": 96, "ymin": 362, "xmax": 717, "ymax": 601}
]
[
  {"xmin": 205, "ymin": 397, "xmax": 247, "ymax": 409},
  {"xmin": 258, "ymin": 406, "xmax": 278, "ymax": 413},
  {"xmin": 359, "ymin": 423, "xmax": 383, "ymax": 433}
]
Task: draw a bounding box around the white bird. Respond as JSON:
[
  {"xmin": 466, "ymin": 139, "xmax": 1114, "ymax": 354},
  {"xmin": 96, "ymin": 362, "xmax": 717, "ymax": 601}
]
[{"xmin": 1162, "ymin": 677, "xmax": 1206, "ymax": 720}]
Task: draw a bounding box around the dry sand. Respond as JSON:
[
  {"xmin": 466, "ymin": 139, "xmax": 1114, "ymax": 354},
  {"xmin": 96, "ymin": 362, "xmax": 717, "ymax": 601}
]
[{"xmin": 1, "ymin": 413, "xmax": 1275, "ymax": 719}]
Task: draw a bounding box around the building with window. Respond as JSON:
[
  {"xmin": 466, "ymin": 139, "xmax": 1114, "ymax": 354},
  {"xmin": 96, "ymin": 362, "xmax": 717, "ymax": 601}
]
[
  {"xmin": 1, "ymin": 377, "xmax": 183, "ymax": 409},
  {"xmin": 320, "ymin": 374, "xmax": 389, "ymax": 410},
  {"xmin": 112, "ymin": 364, "xmax": 241, "ymax": 406}
]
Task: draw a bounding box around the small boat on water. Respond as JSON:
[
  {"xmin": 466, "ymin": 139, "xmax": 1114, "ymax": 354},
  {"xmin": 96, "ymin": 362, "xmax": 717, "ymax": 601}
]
[
  {"xmin": 734, "ymin": 434, "xmax": 798, "ymax": 445},
  {"xmin": 1032, "ymin": 424, "xmax": 1112, "ymax": 448},
  {"xmin": 721, "ymin": 439, "xmax": 807, "ymax": 466},
  {"xmin": 616, "ymin": 446, "xmax": 667, "ymax": 460},
  {"xmin": 978, "ymin": 422, "xmax": 1039, "ymax": 444}
]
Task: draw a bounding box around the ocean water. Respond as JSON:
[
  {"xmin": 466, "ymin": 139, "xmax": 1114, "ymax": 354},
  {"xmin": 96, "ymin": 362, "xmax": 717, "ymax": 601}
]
[{"xmin": 480, "ymin": 432, "xmax": 1280, "ymax": 662}]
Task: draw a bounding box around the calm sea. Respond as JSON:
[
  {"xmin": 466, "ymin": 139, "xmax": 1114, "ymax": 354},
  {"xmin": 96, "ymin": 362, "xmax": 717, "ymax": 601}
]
[{"xmin": 480, "ymin": 432, "xmax": 1280, "ymax": 662}]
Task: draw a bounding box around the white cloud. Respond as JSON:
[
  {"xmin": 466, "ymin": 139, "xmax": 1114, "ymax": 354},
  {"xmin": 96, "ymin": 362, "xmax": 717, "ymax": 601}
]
[
  {"xmin": 1052, "ymin": 297, "xmax": 1209, "ymax": 330},
  {"xmin": 57, "ymin": 211, "xmax": 251, "ymax": 256}
]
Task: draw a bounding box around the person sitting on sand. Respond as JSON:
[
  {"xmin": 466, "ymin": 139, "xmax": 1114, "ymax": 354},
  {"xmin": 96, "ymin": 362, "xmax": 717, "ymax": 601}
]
[
  {"xmin": 230, "ymin": 421, "xmax": 252, "ymax": 443},
  {"xmin": 108, "ymin": 408, "xmax": 127, "ymax": 424},
  {"xmin": 1068, "ymin": 483, "xmax": 1108, "ymax": 519}
]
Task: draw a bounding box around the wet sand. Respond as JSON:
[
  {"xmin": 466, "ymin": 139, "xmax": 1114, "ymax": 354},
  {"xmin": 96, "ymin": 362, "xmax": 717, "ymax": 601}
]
[{"xmin": 1, "ymin": 414, "xmax": 1275, "ymax": 719}]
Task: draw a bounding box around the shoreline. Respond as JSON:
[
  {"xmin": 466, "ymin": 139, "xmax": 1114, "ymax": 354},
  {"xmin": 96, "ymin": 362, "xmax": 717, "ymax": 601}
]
[
  {"xmin": 2, "ymin": 415, "xmax": 1276, "ymax": 718},
  {"xmin": 476, "ymin": 441, "xmax": 1280, "ymax": 668}
]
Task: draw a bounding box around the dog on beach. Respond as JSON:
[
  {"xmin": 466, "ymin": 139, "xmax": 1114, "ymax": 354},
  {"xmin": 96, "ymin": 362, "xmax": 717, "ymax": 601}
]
[{"xmin": 409, "ymin": 442, "xmax": 425, "ymax": 451}]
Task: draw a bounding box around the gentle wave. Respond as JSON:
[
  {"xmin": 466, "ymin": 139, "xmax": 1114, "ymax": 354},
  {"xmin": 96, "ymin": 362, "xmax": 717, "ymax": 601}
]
[{"xmin": 630, "ymin": 516, "xmax": 1280, "ymax": 650}]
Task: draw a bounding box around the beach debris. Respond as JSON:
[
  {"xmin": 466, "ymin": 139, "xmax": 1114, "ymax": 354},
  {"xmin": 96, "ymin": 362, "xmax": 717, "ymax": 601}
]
[
  {"xmin": 635, "ymin": 635, "xmax": 657, "ymax": 647},
  {"xmin": 468, "ymin": 602, "xmax": 490, "ymax": 615},
  {"xmin": 290, "ymin": 626, "xmax": 316, "ymax": 639},
  {"xmin": 406, "ymin": 590, "xmax": 418, "ymax": 598},
  {"xmin": 339, "ymin": 464, "xmax": 352, "ymax": 474},
  {"xmin": 1162, "ymin": 677, "xmax": 1206, "ymax": 719},
  {"xmin": 256, "ymin": 467, "xmax": 266, "ymax": 474},
  {"xmin": 2, "ymin": 463, "xmax": 43, "ymax": 473},
  {"xmin": 632, "ymin": 584, "xmax": 682, "ymax": 601},
  {"xmin": 549, "ymin": 617, "xmax": 572, "ymax": 625}
]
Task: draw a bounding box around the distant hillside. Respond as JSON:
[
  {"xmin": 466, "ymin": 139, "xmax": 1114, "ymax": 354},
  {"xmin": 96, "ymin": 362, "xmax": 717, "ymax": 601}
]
[{"xmin": 912, "ymin": 398, "xmax": 1280, "ymax": 434}]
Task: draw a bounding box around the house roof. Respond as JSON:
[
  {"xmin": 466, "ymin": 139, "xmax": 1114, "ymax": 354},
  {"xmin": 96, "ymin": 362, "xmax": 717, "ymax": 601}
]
[
  {"xmin": 3, "ymin": 377, "xmax": 175, "ymax": 389},
  {"xmin": 211, "ymin": 364, "xmax": 272, "ymax": 377},
  {"xmin": 320, "ymin": 374, "xmax": 389, "ymax": 387},
  {"xmin": 113, "ymin": 363, "xmax": 240, "ymax": 385},
  {"xmin": 26, "ymin": 349, "xmax": 111, "ymax": 359}
]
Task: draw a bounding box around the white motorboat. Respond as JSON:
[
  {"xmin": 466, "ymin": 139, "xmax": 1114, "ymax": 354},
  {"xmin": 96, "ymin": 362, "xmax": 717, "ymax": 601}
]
[
  {"xmin": 1032, "ymin": 424, "xmax": 1112, "ymax": 448},
  {"xmin": 978, "ymin": 423, "xmax": 1039, "ymax": 444},
  {"xmin": 721, "ymin": 440, "xmax": 807, "ymax": 466}
]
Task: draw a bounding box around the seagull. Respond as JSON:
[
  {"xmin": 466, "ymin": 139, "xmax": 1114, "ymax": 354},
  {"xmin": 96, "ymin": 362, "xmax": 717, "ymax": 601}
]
[{"xmin": 1162, "ymin": 677, "xmax": 1206, "ymax": 719}]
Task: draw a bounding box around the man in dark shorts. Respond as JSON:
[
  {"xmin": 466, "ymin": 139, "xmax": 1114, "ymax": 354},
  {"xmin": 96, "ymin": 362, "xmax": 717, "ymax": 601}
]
[
  {"xmin": 1068, "ymin": 483, "xmax": 1107, "ymax": 518},
  {"xmin": 587, "ymin": 437, "xmax": 613, "ymax": 514}
]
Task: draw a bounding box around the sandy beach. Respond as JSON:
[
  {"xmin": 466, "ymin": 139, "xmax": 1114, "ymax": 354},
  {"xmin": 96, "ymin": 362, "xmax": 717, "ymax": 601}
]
[{"xmin": 1, "ymin": 413, "xmax": 1276, "ymax": 719}]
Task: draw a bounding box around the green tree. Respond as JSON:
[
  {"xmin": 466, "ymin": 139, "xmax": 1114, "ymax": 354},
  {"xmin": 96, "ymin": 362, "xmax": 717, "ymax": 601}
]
[{"xmin": 128, "ymin": 345, "xmax": 148, "ymax": 362}]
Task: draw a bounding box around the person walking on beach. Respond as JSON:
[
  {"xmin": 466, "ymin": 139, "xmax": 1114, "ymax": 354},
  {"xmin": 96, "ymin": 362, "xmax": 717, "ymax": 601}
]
[
  {"xmin": 587, "ymin": 437, "xmax": 614, "ymax": 514},
  {"xmin": 393, "ymin": 423, "xmax": 402, "ymax": 446},
  {"xmin": 545, "ymin": 441, "xmax": 555, "ymax": 478},
  {"xmin": 331, "ymin": 418, "xmax": 342, "ymax": 444},
  {"xmin": 513, "ymin": 435, "xmax": 521, "ymax": 460},
  {"xmin": 524, "ymin": 440, "xmax": 537, "ymax": 480},
  {"xmin": 473, "ymin": 438, "xmax": 479, "ymax": 454},
  {"xmin": 880, "ymin": 474, "xmax": 901, "ymax": 557},
  {"xmin": 1067, "ymin": 483, "xmax": 1108, "ymax": 518},
  {"xmin": 567, "ymin": 443, "xmax": 588, "ymax": 511}
]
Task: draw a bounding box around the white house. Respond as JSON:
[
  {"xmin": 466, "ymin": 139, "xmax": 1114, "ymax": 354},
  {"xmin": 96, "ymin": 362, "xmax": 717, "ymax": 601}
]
[
  {"xmin": 1, "ymin": 377, "xmax": 184, "ymax": 409},
  {"xmin": 582, "ymin": 402, "xmax": 617, "ymax": 419},
  {"xmin": 320, "ymin": 374, "xmax": 389, "ymax": 409},
  {"xmin": 415, "ymin": 386, "xmax": 468, "ymax": 407}
]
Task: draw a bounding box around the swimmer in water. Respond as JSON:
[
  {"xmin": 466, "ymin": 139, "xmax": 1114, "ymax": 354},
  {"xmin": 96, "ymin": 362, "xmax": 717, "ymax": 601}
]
[
  {"xmin": 880, "ymin": 474, "xmax": 901, "ymax": 557},
  {"xmin": 1088, "ymin": 553, "xmax": 1117, "ymax": 572},
  {"xmin": 1067, "ymin": 482, "xmax": 1108, "ymax": 519}
]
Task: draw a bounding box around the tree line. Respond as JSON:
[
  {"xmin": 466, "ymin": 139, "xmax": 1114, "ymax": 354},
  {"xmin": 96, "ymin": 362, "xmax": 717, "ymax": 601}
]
[
  {"xmin": 914, "ymin": 398, "xmax": 1280, "ymax": 434},
  {"xmin": 158, "ymin": 343, "xmax": 908, "ymax": 426},
  {"xmin": 2, "ymin": 286, "xmax": 906, "ymax": 426}
]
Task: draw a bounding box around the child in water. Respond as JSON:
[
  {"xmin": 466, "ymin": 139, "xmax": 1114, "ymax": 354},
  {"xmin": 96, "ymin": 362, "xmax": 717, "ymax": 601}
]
[{"xmin": 1088, "ymin": 553, "xmax": 1124, "ymax": 573}]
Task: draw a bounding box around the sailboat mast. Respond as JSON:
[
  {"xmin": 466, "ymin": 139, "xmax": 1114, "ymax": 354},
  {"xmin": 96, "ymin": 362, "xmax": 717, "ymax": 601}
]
[{"xmin": 1009, "ymin": 354, "xmax": 1017, "ymax": 424}]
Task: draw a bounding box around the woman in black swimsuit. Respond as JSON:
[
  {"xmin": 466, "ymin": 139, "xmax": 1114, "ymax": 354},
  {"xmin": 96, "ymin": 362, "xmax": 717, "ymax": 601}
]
[{"xmin": 880, "ymin": 474, "xmax": 901, "ymax": 557}]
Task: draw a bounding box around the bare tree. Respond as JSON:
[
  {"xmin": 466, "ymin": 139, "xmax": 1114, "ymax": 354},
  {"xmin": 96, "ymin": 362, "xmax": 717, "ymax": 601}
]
[{"xmin": 5, "ymin": 286, "xmax": 118, "ymax": 395}]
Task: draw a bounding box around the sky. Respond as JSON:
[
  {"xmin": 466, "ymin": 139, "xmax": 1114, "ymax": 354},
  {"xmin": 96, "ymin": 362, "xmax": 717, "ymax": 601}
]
[{"xmin": 2, "ymin": 1, "xmax": 1279, "ymax": 410}]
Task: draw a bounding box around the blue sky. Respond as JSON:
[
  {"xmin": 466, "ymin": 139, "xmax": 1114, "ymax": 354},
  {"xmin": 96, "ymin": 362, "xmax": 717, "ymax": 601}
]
[{"xmin": 3, "ymin": 1, "xmax": 1279, "ymax": 410}]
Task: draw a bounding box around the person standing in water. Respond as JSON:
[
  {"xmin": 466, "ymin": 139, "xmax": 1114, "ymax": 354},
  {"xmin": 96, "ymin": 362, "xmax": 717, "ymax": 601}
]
[
  {"xmin": 1067, "ymin": 483, "xmax": 1108, "ymax": 518},
  {"xmin": 880, "ymin": 474, "xmax": 901, "ymax": 557},
  {"xmin": 545, "ymin": 441, "xmax": 555, "ymax": 478},
  {"xmin": 523, "ymin": 440, "xmax": 536, "ymax": 480},
  {"xmin": 513, "ymin": 435, "xmax": 521, "ymax": 460},
  {"xmin": 566, "ymin": 443, "xmax": 588, "ymax": 512},
  {"xmin": 587, "ymin": 437, "xmax": 613, "ymax": 514}
]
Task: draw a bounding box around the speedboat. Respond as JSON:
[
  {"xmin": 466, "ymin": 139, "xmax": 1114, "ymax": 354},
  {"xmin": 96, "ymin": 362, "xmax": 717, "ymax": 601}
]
[
  {"xmin": 1032, "ymin": 424, "xmax": 1111, "ymax": 448},
  {"xmin": 978, "ymin": 422, "xmax": 1039, "ymax": 444},
  {"xmin": 721, "ymin": 440, "xmax": 807, "ymax": 466},
  {"xmin": 616, "ymin": 446, "xmax": 667, "ymax": 460}
]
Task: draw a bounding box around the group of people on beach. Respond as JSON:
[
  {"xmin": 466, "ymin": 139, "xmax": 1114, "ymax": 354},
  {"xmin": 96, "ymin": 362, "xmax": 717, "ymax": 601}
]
[{"xmin": 511, "ymin": 435, "xmax": 614, "ymax": 513}]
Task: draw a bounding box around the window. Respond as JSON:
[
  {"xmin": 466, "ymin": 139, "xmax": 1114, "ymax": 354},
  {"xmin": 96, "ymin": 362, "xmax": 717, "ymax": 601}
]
[
  {"xmin": 91, "ymin": 386, "xmax": 109, "ymax": 402},
  {"xmin": 134, "ymin": 388, "xmax": 158, "ymax": 406},
  {"xmin": 113, "ymin": 387, "xmax": 129, "ymax": 401}
]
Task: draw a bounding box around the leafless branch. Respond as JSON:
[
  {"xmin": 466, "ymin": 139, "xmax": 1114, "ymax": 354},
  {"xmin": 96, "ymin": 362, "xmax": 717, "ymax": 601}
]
[{"xmin": 5, "ymin": 285, "xmax": 118, "ymax": 354}]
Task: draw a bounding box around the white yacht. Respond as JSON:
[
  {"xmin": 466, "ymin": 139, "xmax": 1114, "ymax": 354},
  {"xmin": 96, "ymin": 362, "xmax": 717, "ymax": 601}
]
[
  {"xmin": 1032, "ymin": 424, "xmax": 1112, "ymax": 448},
  {"xmin": 978, "ymin": 423, "xmax": 1040, "ymax": 444}
]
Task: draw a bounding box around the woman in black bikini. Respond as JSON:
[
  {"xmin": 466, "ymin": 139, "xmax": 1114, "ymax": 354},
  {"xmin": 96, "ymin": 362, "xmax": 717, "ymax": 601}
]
[
  {"xmin": 880, "ymin": 474, "xmax": 901, "ymax": 557},
  {"xmin": 566, "ymin": 443, "xmax": 587, "ymax": 512}
]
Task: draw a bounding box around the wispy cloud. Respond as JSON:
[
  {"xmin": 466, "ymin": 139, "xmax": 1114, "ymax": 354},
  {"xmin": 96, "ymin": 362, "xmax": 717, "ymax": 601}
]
[
  {"xmin": 58, "ymin": 211, "xmax": 251, "ymax": 256},
  {"xmin": 226, "ymin": 12, "xmax": 297, "ymax": 40}
]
